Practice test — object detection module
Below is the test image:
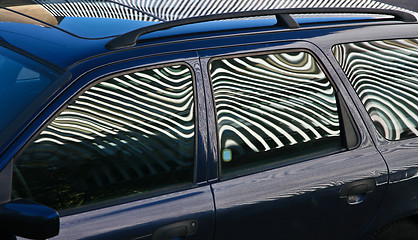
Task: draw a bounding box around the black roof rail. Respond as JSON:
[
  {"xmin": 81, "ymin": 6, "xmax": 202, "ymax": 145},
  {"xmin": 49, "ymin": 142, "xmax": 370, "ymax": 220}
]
[{"xmin": 105, "ymin": 8, "xmax": 417, "ymax": 50}]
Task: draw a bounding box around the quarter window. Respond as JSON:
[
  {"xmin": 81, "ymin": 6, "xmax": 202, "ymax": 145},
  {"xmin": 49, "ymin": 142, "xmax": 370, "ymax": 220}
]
[
  {"xmin": 210, "ymin": 51, "xmax": 344, "ymax": 176},
  {"xmin": 0, "ymin": 46, "xmax": 63, "ymax": 147},
  {"xmin": 333, "ymin": 39, "xmax": 418, "ymax": 140},
  {"xmin": 12, "ymin": 64, "xmax": 196, "ymax": 210}
]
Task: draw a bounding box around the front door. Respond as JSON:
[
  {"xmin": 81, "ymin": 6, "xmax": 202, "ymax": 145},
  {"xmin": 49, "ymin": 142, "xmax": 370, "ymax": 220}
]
[{"xmin": 9, "ymin": 55, "xmax": 215, "ymax": 239}]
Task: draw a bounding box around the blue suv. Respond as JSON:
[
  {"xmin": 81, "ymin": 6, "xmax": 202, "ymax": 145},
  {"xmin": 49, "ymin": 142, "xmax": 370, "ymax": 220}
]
[{"xmin": 1, "ymin": 1, "xmax": 418, "ymax": 240}]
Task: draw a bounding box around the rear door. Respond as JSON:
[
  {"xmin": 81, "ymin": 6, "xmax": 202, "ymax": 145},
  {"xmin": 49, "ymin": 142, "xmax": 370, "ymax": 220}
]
[
  {"xmin": 199, "ymin": 41, "xmax": 388, "ymax": 239},
  {"xmin": 332, "ymin": 38, "xmax": 418, "ymax": 231},
  {"xmin": 7, "ymin": 52, "xmax": 215, "ymax": 240}
]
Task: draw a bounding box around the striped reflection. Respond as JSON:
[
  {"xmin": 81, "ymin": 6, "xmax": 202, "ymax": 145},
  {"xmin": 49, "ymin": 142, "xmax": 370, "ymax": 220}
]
[
  {"xmin": 14, "ymin": 65, "xmax": 195, "ymax": 209},
  {"xmin": 35, "ymin": 0, "xmax": 161, "ymax": 21},
  {"xmin": 34, "ymin": 0, "xmax": 413, "ymax": 21},
  {"xmin": 210, "ymin": 52, "xmax": 340, "ymax": 166},
  {"xmin": 334, "ymin": 39, "xmax": 418, "ymax": 140}
]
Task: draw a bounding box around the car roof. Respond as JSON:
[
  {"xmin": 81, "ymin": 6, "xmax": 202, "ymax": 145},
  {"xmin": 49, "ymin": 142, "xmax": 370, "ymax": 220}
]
[
  {"xmin": 1, "ymin": 0, "xmax": 417, "ymax": 69},
  {"xmin": 105, "ymin": 8, "xmax": 417, "ymax": 50},
  {"xmin": 0, "ymin": 1, "xmax": 164, "ymax": 68}
]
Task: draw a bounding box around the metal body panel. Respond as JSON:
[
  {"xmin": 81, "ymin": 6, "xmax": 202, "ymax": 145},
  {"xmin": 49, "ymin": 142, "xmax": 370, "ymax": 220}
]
[
  {"xmin": 0, "ymin": 22, "xmax": 109, "ymax": 69},
  {"xmin": 314, "ymin": 26, "xmax": 418, "ymax": 235},
  {"xmin": 198, "ymin": 41, "xmax": 389, "ymax": 239},
  {"xmin": 211, "ymin": 147, "xmax": 387, "ymax": 239},
  {"xmin": 376, "ymin": 137, "xmax": 418, "ymax": 222},
  {"xmin": 48, "ymin": 186, "xmax": 214, "ymax": 240},
  {"xmin": 1, "ymin": 10, "xmax": 418, "ymax": 239},
  {"xmin": 7, "ymin": 51, "xmax": 214, "ymax": 239}
]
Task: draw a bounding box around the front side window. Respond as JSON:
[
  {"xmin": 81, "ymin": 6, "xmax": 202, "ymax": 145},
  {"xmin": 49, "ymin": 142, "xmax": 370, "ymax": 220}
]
[
  {"xmin": 333, "ymin": 39, "xmax": 418, "ymax": 140},
  {"xmin": 12, "ymin": 64, "xmax": 196, "ymax": 210},
  {"xmin": 210, "ymin": 51, "xmax": 343, "ymax": 176}
]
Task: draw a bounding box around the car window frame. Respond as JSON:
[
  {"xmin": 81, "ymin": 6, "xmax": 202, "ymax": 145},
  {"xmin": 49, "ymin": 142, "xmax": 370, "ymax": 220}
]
[
  {"xmin": 10, "ymin": 59, "xmax": 203, "ymax": 216},
  {"xmin": 307, "ymin": 24, "xmax": 418, "ymax": 147},
  {"xmin": 331, "ymin": 38, "xmax": 418, "ymax": 142},
  {"xmin": 0, "ymin": 41, "xmax": 71, "ymax": 161},
  {"xmin": 203, "ymin": 46, "xmax": 360, "ymax": 180}
]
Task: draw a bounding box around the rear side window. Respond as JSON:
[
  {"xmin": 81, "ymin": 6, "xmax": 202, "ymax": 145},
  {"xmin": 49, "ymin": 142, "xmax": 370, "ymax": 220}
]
[
  {"xmin": 333, "ymin": 39, "xmax": 418, "ymax": 140},
  {"xmin": 12, "ymin": 64, "xmax": 196, "ymax": 210},
  {"xmin": 209, "ymin": 51, "xmax": 344, "ymax": 176}
]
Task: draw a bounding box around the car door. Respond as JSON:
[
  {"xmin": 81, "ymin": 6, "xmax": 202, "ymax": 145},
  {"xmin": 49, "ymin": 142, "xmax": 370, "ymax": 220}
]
[
  {"xmin": 332, "ymin": 38, "xmax": 418, "ymax": 232},
  {"xmin": 198, "ymin": 41, "xmax": 389, "ymax": 240},
  {"xmin": 1, "ymin": 52, "xmax": 215, "ymax": 240}
]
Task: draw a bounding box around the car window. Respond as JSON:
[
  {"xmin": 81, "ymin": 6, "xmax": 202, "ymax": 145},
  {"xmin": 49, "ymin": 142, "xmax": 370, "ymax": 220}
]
[
  {"xmin": 12, "ymin": 64, "xmax": 196, "ymax": 210},
  {"xmin": 209, "ymin": 51, "xmax": 344, "ymax": 176},
  {"xmin": 333, "ymin": 39, "xmax": 418, "ymax": 141},
  {"xmin": 0, "ymin": 45, "xmax": 63, "ymax": 147}
]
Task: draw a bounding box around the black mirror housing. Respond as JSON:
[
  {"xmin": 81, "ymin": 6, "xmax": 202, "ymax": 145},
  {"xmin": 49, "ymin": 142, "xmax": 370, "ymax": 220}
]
[{"xmin": 0, "ymin": 199, "xmax": 59, "ymax": 239}]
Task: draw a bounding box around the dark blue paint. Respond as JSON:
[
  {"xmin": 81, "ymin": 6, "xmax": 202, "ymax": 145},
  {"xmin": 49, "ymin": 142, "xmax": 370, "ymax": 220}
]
[
  {"xmin": 0, "ymin": 5, "xmax": 418, "ymax": 239},
  {"xmin": 57, "ymin": 17, "xmax": 158, "ymax": 39},
  {"xmin": 56, "ymin": 187, "xmax": 215, "ymax": 240},
  {"xmin": 0, "ymin": 21, "xmax": 108, "ymax": 68},
  {"xmin": 139, "ymin": 18, "xmax": 280, "ymax": 40},
  {"xmin": 310, "ymin": 24, "xmax": 418, "ymax": 238},
  {"xmin": 0, "ymin": 199, "xmax": 59, "ymax": 239},
  {"xmin": 200, "ymin": 40, "xmax": 389, "ymax": 240},
  {"xmin": 69, "ymin": 191, "xmax": 205, "ymax": 221}
]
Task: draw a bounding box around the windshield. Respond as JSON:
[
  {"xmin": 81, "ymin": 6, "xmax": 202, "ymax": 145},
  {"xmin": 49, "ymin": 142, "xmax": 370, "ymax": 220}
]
[{"xmin": 0, "ymin": 44, "xmax": 65, "ymax": 149}]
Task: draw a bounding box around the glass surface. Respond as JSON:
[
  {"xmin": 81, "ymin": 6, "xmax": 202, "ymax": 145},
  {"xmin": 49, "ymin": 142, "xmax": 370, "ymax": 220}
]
[
  {"xmin": 0, "ymin": 46, "xmax": 61, "ymax": 133},
  {"xmin": 13, "ymin": 64, "xmax": 195, "ymax": 210},
  {"xmin": 210, "ymin": 51, "xmax": 342, "ymax": 175},
  {"xmin": 334, "ymin": 39, "xmax": 418, "ymax": 140}
]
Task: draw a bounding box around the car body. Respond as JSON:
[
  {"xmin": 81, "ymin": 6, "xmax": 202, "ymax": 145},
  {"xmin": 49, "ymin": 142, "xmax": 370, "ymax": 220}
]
[{"xmin": 0, "ymin": 1, "xmax": 418, "ymax": 239}]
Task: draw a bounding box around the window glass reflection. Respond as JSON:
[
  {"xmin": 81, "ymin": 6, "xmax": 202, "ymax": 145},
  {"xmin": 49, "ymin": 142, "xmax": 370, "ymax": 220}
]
[
  {"xmin": 13, "ymin": 64, "xmax": 195, "ymax": 210},
  {"xmin": 334, "ymin": 39, "xmax": 418, "ymax": 140},
  {"xmin": 210, "ymin": 52, "xmax": 342, "ymax": 175}
]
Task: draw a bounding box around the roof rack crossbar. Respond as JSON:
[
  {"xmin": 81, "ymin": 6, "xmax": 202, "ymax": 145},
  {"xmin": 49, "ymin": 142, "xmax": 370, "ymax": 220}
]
[{"xmin": 105, "ymin": 8, "xmax": 416, "ymax": 50}]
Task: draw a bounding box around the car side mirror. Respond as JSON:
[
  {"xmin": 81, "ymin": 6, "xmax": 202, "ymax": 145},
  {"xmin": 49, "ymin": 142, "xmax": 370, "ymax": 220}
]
[{"xmin": 0, "ymin": 199, "xmax": 59, "ymax": 239}]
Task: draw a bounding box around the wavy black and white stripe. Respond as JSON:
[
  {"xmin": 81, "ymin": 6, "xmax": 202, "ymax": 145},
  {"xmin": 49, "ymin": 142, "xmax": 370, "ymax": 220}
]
[
  {"xmin": 210, "ymin": 52, "xmax": 340, "ymax": 158},
  {"xmin": 334, "ymin": 39, "xmax": 418, "ymax": 140},
  {"xmin": 18, "ymin": 65, "xmax": 195, "ymax": 189},
  {"xmin": 34, "ymin": 0, "xmax": 161, "ymax": 21},
  {"xmin": 34, "ymin": 0, "xmax": 415, "ymax": 21},
  {"xmin": 123, "ymin": 0, "xmax": 400, "ymax": 21}
]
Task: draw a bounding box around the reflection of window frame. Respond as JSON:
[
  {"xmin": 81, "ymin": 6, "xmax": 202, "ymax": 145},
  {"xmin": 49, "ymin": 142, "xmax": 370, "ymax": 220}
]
[
  {"xmin": 12, "ymin": 62, "xmax": 199, "ymax": 214},
  {"xmin": 208, "ymin": 49, "xmax": 360, "ymax": 178}
]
